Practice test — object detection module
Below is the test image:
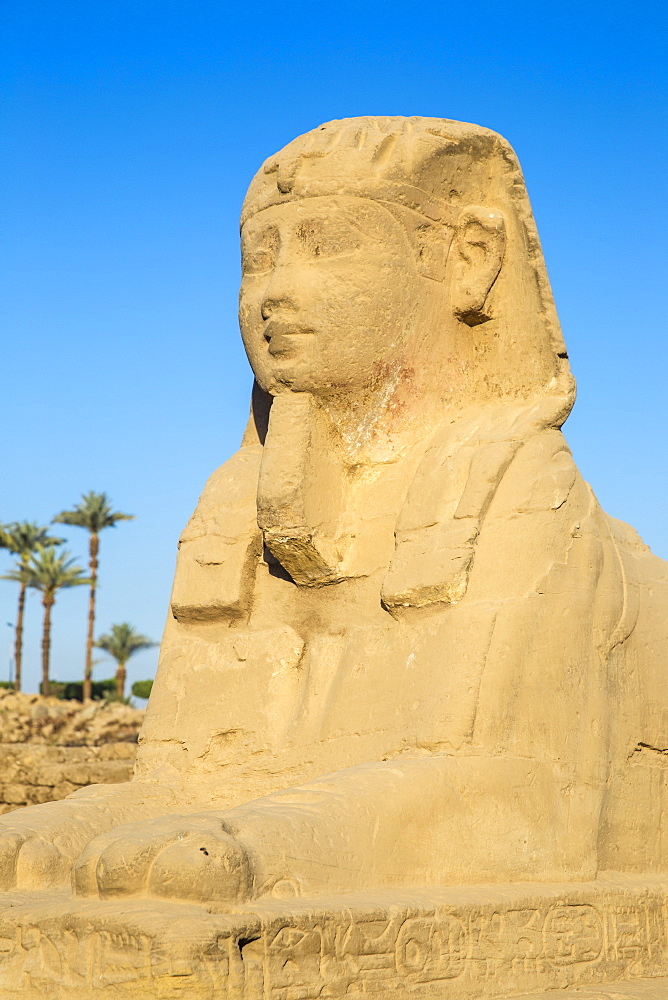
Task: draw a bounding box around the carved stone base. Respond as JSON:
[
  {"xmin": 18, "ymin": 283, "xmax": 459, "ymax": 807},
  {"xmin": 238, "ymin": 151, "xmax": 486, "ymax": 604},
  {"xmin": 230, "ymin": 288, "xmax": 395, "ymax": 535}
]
[
  {"xmin": 1, "ymin": 876, "xmax": 668, "ymax": 998},
  {"xmin": 515, "ymin": 984, "xmax": 668, "ymax": 999}
]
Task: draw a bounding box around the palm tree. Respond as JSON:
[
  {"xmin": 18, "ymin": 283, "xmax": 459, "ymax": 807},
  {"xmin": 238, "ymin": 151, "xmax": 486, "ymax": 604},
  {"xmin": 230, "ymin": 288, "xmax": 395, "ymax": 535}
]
[
  {"xmin": 53, "ymin": 492, "xmax": 134, "ymax": 701},
  {"xmin": 95, "ymin": 623, "xmax": 156, "ymax": 698},
  {"xmin": 6, "ymin": 546, "xmax": 88, "ymax": 697},
  {"xmin": 0, "ymin": 522, "xmax": 64, "ymax": 691}
]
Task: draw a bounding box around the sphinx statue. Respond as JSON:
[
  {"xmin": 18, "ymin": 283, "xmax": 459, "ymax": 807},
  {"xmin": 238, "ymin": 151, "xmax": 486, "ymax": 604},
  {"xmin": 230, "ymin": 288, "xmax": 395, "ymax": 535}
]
[{"xmin": 1, "ymin": 117, "xmax": 667, "ymax": 999}]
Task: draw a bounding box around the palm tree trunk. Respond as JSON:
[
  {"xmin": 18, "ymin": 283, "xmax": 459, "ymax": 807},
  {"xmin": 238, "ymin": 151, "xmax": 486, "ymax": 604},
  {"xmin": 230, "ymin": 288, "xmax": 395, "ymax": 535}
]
[
  {"xmin": 83, "ymin": 532, "xmax": 99, "ymax": 701},
  {"xmin": 41, "ymin": 595, "xmax": 53, "ymax": 698},
  {"xmin": 116, "ymin": 661, "xmax": 127, "ymax": 699},
  {"xmin": 14, "ymin": 579, "xmax": 26, "ymax": 692}
]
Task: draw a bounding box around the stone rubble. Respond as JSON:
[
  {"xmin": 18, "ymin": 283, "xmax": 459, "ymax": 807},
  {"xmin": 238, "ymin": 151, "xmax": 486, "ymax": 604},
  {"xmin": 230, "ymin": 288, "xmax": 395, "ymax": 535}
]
[{"xmin": 0, "ymin": 689, "xmax": 142, "ymax": 814}]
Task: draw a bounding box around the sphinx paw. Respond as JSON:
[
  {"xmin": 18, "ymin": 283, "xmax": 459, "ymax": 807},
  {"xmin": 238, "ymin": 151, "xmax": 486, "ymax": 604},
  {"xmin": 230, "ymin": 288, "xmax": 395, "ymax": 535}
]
[
  {"xmin": 0, "ymin": 825, "xmax": 71, "ymax": 890},
  {"xmin": 74, "ymin": 813, "xmax": 252, "ymax": 903}
]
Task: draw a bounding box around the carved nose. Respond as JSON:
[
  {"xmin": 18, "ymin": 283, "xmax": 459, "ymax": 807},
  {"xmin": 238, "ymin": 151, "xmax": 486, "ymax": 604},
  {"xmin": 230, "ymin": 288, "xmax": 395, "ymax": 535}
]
[
  {"xmin": 261, "ymin": 299, "xmax": 275, "ymax": 321},
  {"xmin": 260, "ymin": 264, "xmax": 298, "ymax": 321},
  {"xmin": 261, "ymin": 293, "xmax": 297, "ymax": 322}
]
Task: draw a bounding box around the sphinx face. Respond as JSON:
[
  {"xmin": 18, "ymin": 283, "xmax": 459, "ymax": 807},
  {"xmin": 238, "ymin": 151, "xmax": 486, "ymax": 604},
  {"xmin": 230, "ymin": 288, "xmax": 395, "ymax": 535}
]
[{"xmin": 239, "ymin": 196, "xmax": 426, "ymax": 397}]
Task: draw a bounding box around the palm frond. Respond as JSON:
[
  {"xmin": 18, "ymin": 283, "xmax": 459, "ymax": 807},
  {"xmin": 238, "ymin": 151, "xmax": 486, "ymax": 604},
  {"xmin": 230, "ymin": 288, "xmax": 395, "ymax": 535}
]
[
  {"xmin": 95, "ymin": 622, "xmax": 156, "ymax": 664},
  {"xmin": 0, "ymin": 521, "xmax": 64, "ymax": 559},
  {"xmin": 53, "ymin": 492, "xmax": 134, "ymax": 533},
  {"xmin": 0, "ymin": 567, "xmax": 29, "ymax": 584},
  {"xmin": 24, "ymin": 545, "xmax": 89, "ymax": 596}
]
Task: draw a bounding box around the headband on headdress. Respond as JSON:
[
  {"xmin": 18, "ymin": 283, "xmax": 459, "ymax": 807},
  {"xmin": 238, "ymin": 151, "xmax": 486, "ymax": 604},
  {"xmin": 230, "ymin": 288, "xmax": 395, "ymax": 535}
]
[{"xmin": 241, "ymin": 117, "xmax": 501, "ymax": 227}]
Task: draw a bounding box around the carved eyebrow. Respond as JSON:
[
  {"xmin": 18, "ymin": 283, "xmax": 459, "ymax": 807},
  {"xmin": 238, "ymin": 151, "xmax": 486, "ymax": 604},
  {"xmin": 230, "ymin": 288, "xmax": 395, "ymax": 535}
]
[
  {"xmin": 241, "ymin": 202, "xmax": 369, "ymax": 237},
  {"xmin": 242, "ymin": 222, "xmax": 280, "ymax": 246},
  {"xmin": 293, "ymin": 214, "xmax": 359, "ymax": 232}
]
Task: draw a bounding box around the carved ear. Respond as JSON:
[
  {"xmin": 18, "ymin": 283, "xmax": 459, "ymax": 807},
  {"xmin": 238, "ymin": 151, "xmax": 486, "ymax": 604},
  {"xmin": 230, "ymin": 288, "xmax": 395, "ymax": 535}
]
[{"xmin": 451, "ymin": 207, "xmax": 506, "ymax": 326}]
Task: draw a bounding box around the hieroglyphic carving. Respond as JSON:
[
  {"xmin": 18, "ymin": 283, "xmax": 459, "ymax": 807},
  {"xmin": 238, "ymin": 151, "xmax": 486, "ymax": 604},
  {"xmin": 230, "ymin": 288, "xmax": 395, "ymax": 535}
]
[
  {"xmin": 395, "ymin": 914, "xmax": 467, "ymax": 983},
  {"xmin": 611, "ymin": 906, "xmax": 649, "ymax": 964},
  {"xmin": 542, "ymin": 905, "xmax": 603, "ymax": 965},
  {"xmin": 0, "ymin": 923, "xmax": 154, "ymax": 990},
  {"xmin": 250, "ymin": 899, "xmax": 662, "ymax": 998},
  {"xmin": 0, "ymin": 893, "xmax": 665, "ymax": 997}
]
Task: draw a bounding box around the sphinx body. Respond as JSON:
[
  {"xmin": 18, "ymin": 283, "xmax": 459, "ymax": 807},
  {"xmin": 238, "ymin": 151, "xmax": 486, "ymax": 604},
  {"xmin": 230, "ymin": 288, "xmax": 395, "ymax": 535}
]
[{"xmin": 1, "ymin": 118, "xmax": 667, "ymax": 910}]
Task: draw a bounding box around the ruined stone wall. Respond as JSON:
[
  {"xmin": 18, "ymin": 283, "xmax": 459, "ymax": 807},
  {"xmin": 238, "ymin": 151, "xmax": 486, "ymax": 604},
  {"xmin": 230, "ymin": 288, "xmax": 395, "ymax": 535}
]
[
  {"xmin": 0, "ymin": 689, "xmax": 142, "ymax": 814},
  {"xmin": 0, "ymin": 742, "xmax": 137, "ymax": 815}
]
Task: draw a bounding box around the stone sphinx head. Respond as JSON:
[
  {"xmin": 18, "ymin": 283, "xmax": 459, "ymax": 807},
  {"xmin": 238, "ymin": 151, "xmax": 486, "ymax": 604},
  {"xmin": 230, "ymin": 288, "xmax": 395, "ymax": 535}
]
[{"xmin": 239, "ymin": 116, "xmax": 574, "ymax": 425}]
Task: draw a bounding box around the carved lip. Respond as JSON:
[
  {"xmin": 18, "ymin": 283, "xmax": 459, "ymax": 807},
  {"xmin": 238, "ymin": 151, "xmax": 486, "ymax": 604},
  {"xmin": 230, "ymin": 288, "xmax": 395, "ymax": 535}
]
[{"xmin": 264, "ymin": 320, "xmax": 314, "ymax": 356}]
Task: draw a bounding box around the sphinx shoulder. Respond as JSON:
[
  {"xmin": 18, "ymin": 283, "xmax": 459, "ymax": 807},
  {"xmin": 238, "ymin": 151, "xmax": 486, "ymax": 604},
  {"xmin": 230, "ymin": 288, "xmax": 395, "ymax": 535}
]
[{"xmin": 382, "ymin": 424, "xmax": 584, "ymax": 611}]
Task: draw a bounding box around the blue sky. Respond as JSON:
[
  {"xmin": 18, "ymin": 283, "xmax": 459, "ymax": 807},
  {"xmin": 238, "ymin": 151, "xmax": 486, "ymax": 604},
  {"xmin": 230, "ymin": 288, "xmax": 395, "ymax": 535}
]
[{"xmin": 1, "ymin": 0, "xmax": 666, "ymax": 695}]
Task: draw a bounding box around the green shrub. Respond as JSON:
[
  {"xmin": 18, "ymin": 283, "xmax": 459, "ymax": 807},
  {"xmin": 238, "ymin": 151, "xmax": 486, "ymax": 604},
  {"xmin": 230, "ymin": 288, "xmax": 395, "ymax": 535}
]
[
  {"xmin": 0, "ymin": 681, "xmax": 15, "ymax": 690},
  {"xmin": 131, "ymin": 679, "xmax": 153, "ymax": 700},
  {"xmin": 42, "ymin": 678, "xmax": 116, "ymax": 701},
  {"xmin": 42, "ymin": 681, "xmax": 66, "ymax": 699}
]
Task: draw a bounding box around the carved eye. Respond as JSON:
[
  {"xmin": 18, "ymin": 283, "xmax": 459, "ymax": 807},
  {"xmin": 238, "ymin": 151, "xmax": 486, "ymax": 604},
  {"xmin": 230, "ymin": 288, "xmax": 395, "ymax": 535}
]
[
  {"xmin": 242, "ymin": 248, "xmax": 276, "ymax": 274},
  {"xmin": 295, "ymin": 219, "xmax": 360, "ymax": 260},
  {"xmin": 241, "ymin": 226, "xmax": 279, "ymax": 275}
]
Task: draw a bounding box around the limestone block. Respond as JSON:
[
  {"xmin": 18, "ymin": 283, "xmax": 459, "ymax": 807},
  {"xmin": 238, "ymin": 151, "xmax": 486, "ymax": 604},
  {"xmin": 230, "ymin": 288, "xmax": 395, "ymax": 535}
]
[
  {"xmin": 1, "ymin": 785, "xmax": 32, "ymax": 805},
  {"xmin": 0, "ymin": 765, "xmax": 19, "ymax": 786},
  {"xmin": 58, "ymin": 762, "xmax": 133, "ymax": 787},
  {"xmin": 97, "ymin": 742, "xmax": 136, "ymax": 761},
  {"xmin": 23, "ymin": 786, "xmax": 57, "ymax": 806},
  {"xmin": 0, "ymin": 744, "xmax": 137, "ymax": 815},
  {"xmin": 50, "ymin": 781, "xmax": 79, "ymax": 801}
]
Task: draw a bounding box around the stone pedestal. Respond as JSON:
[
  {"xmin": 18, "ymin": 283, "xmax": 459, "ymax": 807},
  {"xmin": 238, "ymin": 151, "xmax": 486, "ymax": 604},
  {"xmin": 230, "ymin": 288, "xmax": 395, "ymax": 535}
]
[{"xmin": 1, "ymin": 876, "xmax": 668, "ymax": 998}]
